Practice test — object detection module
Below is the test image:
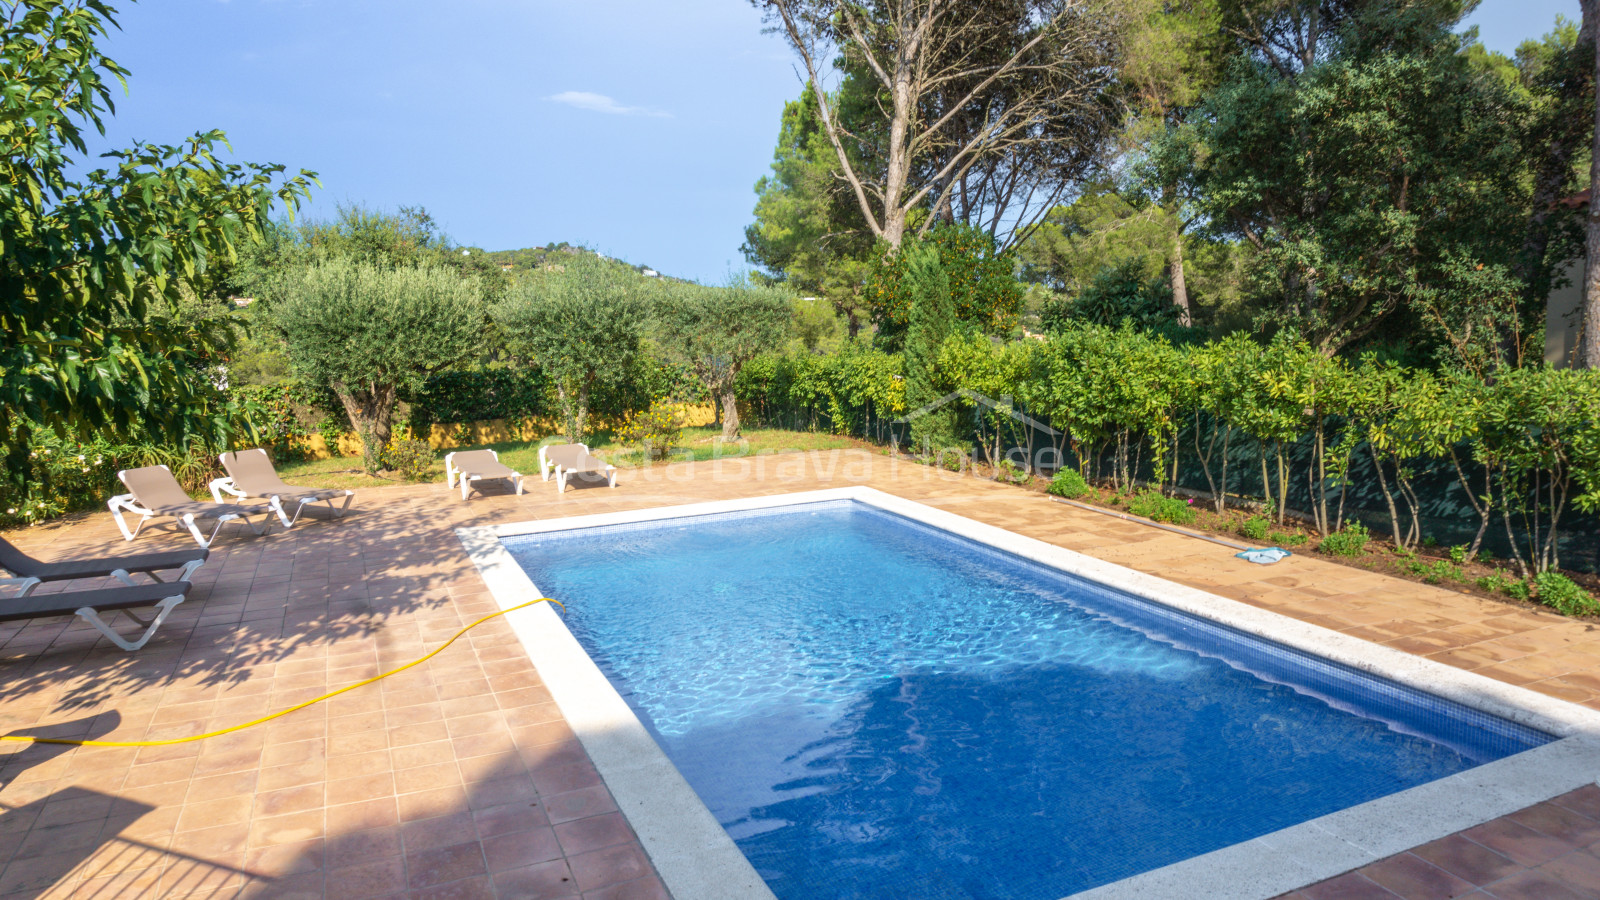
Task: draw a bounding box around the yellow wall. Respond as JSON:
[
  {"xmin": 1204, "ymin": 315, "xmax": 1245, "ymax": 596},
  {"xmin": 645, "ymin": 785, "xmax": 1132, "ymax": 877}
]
[{"xmin": 291, "ymin": 403, "xmax": 718, "ymax": 460}]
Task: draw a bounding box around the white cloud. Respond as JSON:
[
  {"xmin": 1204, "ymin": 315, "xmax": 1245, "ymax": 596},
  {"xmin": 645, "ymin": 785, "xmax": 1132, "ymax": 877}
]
[{"xmin": 547, "ymin": 91, "xmax": 670, "ymax": 118}]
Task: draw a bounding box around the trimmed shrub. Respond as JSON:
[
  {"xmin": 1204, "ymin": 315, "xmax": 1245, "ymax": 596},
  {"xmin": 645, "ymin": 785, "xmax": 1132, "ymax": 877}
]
[
  {"xmin": 618, "ymin": 402, "xmax": 685, "ymax": 460},
  {"xmin": 1047, "ymin": 468, "xmax": 1091, "ymax": 499},
  {"xmin": 1319, "ymin": 521, "xmax": 1371, "ymax": 558},
  {"xmin": 382, "ymin": 438, "xmax": 434, "ymax": 482}
]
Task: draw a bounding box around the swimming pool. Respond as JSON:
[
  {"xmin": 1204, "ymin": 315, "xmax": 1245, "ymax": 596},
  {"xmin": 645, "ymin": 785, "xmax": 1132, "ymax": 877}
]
[{"xmin": 461, "ymin": 488, "xmax": 1600, "ymax": 900}]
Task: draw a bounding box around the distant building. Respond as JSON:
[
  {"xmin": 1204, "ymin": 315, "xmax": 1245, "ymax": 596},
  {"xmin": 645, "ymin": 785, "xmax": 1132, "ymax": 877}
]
[
  {"xmin": 642, "ymin": 269, "xmax": 659, "ymax": 278},
  {"xmin": 499, "ymin": 262, "xmax": 515, "ymax": 272}
]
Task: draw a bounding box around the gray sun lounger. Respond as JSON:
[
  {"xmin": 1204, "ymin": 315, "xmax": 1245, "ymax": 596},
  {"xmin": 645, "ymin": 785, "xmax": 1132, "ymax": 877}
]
[
  {"xmin": 445, "ymin": 449, "xmax": 524, "ymax": 501},
  {"xmin": 0, "ymin": 580, "xmax": 194, "ymax": 651},
  {"xmin": 538, "ymin": 443, "xmax": 617, "ymax": 493},
  {"xmin": 211, "ymin": 448, "xmax": 354, "ymax": 527},
  {"xmin": 108, "ymin": 465, "xmax": 274, "ymax": 548},
  {"xmin": 0, "ymin": 536, "xmax": 206, "ymax": 598}
]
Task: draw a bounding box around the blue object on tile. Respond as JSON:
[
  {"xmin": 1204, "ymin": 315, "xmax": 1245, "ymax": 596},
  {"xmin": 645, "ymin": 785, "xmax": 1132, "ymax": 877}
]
[{"xmin": 1237, "ymin": 546, "xmax": 1292, "ymax": 564}]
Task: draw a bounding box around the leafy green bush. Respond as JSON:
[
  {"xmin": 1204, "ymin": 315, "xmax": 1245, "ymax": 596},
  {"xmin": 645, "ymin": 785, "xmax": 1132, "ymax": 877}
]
[
  {"xmin": 382, "ymin": 438, "xmax": 435, "ymax": 482},
  {"xmin": 1127, "ymin": 491, "xmax": 1198, "ymax": 525},
  {"xmin": 1474, "ymin": 573, "xmax": 1531, "ymax": 600},
  {"xmin": 1448, "ymin": 544, "xmax": 1470, "ymax": 565},
  {"xmin": 1047, "ymin": 468, "xmax": 1091, "ymax": 498},
  {"xmin": 1268, "ymin": 530, "xmax": 1309, "ymax": 547},
  {"xmin": 618, "ymin": 402, "xmax": 685, "ymax": 459},
  {"xmin": 1318, "ymin": 521, "xmax": 1371, "ymax": 557},
  {"xmin": 1418, "ymin": 560, "xmax": 1463, "ymax": 585},
  {"xmin": 1238, "ymin": 516, "xmax": 1269, "ymax": 541},
  {"xmin": 996, "ymin": 460, "xmax": 1031, "ymax": 485},
  {"xmin": 1533, "ymin": 572, "xmax": 1600, "ymax": 616}
]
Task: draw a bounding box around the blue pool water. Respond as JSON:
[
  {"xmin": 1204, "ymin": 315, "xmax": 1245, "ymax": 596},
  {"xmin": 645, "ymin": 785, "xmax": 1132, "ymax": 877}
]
[{"xmin": 503, "ymin": 501, "xmax": 1550, "ymax": 900}]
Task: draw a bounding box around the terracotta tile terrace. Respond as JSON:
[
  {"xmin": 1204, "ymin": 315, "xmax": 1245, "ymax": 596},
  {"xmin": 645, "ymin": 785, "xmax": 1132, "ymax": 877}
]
[{"xmin": 2, "ymin": 448, "xmax": 1599, "ymax": 899}]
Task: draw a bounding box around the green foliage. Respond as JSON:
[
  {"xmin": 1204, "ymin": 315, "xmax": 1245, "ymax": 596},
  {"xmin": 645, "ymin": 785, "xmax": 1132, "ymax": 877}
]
[
  {"xmin": 735, "ymin": 341, "xmax": 905, "ymax": 436},
  {"xmin": 0, "ymin": 0, "xmax": 314, "ymax": 469},
  {"xmin": 742, "ymin": 85, "xmax": 876, "ymax": 334},
  {"xmin": 1179, "ymin": 5, "xmax": 1530, "ymax": 355},
  {"xmin": 1238, "ymin": 516, "xmax": 1269, "ymax": 541},
  {"xmin": 401, "ymin": 368, "xmax": 549, "ymax": 431},
  {"xmin": 865, "ymin": 224, "xmax": 1024, "ymax": 342},
  {"xmin": 1449, "ymin": 545, "xmax": 1471, "ymax": 565},
  {"xmin": 1475, "ymin": 573, "xmax": 1521, "ymax": 596},
  {"xmin": 1047, "ymin": 467, "xmax": 1092, "ymax": 499},
  {"xmin": 1319, "ymin": 522, "xmax": 1371, "ymax": 558},
  {"xmin": 381, "ymin": 438, "xmax": 434, "ymax": 482},
  {"xmin": 1039, "ymin": 259, "xmax": 1200, "ymax": 342},
  {"xmin": 234, "ymin": 204, "xmax": 509, "ymax": 307},
  {"xmin": 1268, "ymin": 530, "xmax": 1309, "ymax": 547},
  {"xmin": 274, "ymin": 259, "xmax": 486, "ymax": 471},
  {"xmin": 995, "ymin": 460, "xmax": 1030, "ymax": 485},
  {"xmin": 491, "ymin": 254, "xmax": 648, "ymax": 443},
  {"xmin": 1533, "ymin": 572, "xmax": 1599, "ymax": 617},
  {"xmin": 902, "ymin": 244, "xmax": 959, "ymax": 449},
  {"xmin": 1405, "ymin": 558, "xmax": 1464, "ymax": 585},
  {"xmin": 1127, "ymin": 491, "xmax": 1198, "ymax": 525},
  {"xmin": 618, "ymin": 402, "xmax": 685, "ymax": 460},
  {"xmin": 652, "ymin": 281, "xmax": 792, "ymax": 439}
]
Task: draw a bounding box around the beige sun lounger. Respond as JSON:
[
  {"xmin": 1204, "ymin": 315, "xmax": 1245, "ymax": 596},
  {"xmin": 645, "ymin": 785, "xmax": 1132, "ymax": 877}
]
[
  {"xmin": 108, "ymin": 465, "xmax": 274, "ymax": 548},
  {"xmin": 212, "ymin": 448, "xmax": 354, "ymax": 527},
  {"xmin": 539, "ymin": 443, "xmax": 617, "ymax": 493},
  {"xmin": 445, "ymin": 449, "xmax": 523, "ymax": 501}
]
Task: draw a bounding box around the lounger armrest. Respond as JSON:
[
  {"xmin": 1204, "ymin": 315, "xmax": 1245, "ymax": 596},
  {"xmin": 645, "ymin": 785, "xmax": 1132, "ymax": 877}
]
[
  {"xmin": 209, "ymin": 477, "xmax": 247, "ymax": 503},
  {"xmin": 0, "ymin": 576, "xmax": 41, "ymax": 598}
]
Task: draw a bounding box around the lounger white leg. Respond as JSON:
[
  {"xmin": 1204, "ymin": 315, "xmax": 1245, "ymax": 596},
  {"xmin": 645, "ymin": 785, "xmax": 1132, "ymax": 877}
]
[
  {"xmin": 1, "ymin": 576, "xmax": 41, "ymax": 598},
  {"xmin": 76, "ymin": 594, "xmax": 186, "ymax": 652},
  {"xmin": 328, "ymin": 491, "xmax": 354, "ymax": 518},
  {"xmin": 182, "ymin": 512, "xmax": 254, "ymax": 548},
  {"xmin": 607, "ymin": 467, "xmax": 617, "ymax": 488},
  {"xmin": 513, "ymin": 473, "xmax": 524, "ymax": 496},
  {"xmin": 557, "ymin": 470, "xmax": 568, "ymax": 493},
  {"xmin": 107, "ymin": 496, "xmax": 152, "ymax": 542},
  {"xmin": 269, "ymin": 496, "xmax": 294, "ymax": 529},
  {"xmin": 461, "ymin": 475, "xmax": 474, "ymax": 501},
  {"xmin": 111, "ymin": 556, "xmax": 207, "ymax": 589}
]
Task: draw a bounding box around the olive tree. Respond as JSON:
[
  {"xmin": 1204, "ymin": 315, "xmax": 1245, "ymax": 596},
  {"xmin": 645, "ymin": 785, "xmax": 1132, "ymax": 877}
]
[
  {"xmin": 492, "ymin": 255, "xmax": 647, "ymax": 443},
  {"xmin": 654, "ymin": 281, "xmax": 792, "ymax": 439},
  {"xmin": 274, "ymin": 260, "xmax": 485, "ymax": 470}
]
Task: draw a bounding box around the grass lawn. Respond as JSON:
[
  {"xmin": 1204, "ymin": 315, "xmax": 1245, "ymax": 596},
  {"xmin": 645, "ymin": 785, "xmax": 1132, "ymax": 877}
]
[{"xmin": 273, "ymin": 426, "xmax": 869, "ymax": 491}]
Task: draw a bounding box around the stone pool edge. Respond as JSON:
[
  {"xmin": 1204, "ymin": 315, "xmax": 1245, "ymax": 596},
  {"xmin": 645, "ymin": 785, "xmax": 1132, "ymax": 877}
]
[{"xmin": 457, "ymin": 486, "xmax": 1600, "ymax": 900}]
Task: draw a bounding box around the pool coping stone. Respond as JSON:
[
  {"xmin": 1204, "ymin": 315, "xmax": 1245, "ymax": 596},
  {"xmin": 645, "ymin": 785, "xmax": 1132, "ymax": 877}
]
[{"xmin": 457, "ymin": 485, "xmax": 1600, "ymax": 900}]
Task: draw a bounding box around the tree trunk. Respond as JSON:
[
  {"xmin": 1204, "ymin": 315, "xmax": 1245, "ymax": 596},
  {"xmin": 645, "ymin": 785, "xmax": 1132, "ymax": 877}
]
[
  {"xmin": 720, "ymin": 388, "xmax": 741, "ymax": 440},
  {"xmin": 1585, "ymin": 0, "xmax": 1600, "ymax": 368},
  {"xmin": 1163, "ymin": 185, "xmax": 1190, "ymax": 325},
  {"xmin": 574, "ymin": 383, "xmax": 591, "ymax": 444},
  {"xmin": 334, "ymin": 382, "xmax": 396, "ymax": 474}
]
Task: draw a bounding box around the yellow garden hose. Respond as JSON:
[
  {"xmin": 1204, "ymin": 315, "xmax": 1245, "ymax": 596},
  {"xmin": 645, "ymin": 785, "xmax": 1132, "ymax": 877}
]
[{"xmin": 0, "ymin": 597, "xmax": 564, "ymax": 749}]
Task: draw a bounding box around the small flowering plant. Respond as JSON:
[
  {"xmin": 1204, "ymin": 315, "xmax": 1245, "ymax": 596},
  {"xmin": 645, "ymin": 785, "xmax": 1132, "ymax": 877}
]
[{"xmin": 1, "ymin": 435, "xmax": 119, "ymax": 527}]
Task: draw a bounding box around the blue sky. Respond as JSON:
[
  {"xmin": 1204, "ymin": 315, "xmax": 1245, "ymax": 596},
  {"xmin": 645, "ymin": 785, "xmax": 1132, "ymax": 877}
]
[{"xmin": 89, "ymin": 1, "xmax": 1574, "ymax": 284}]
